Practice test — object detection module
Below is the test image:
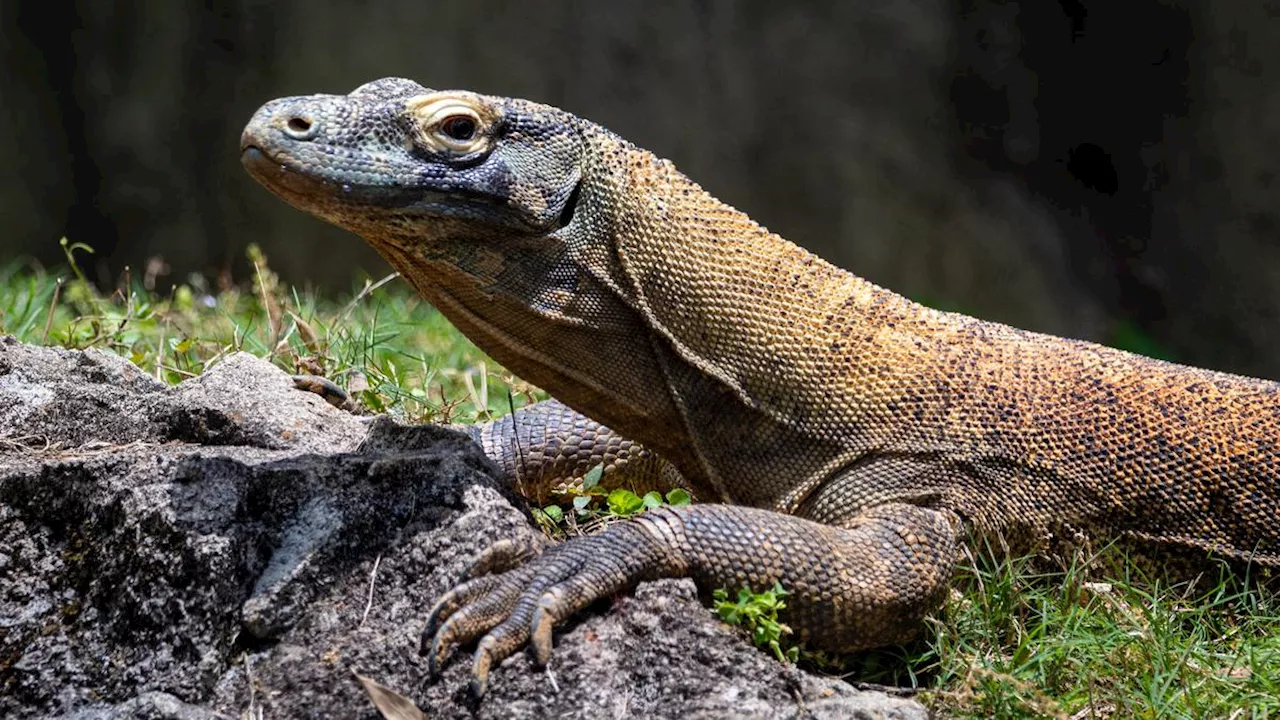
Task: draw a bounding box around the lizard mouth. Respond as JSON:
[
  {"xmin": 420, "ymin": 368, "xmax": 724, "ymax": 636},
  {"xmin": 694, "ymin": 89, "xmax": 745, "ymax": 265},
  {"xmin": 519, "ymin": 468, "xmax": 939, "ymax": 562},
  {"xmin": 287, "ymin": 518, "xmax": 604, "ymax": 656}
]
[
  {"xmin": 240, "ymin": 145, "xmax": 334, "ymax": 200},
  {"xmin": 240, "ymin": 145, "xmax": 421, "ymax": 208},
  {"xmin": 241, "ymin": 144, "xmax": 545, "ymax": 231}
]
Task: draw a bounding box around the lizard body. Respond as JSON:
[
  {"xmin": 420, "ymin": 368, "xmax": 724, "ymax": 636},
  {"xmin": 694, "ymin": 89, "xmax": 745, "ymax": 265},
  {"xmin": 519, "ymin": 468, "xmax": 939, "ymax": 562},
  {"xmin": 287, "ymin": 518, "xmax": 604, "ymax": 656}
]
[{"xmin": 241, "ymin": 78, "xmax": 1280, "ymax": 695}]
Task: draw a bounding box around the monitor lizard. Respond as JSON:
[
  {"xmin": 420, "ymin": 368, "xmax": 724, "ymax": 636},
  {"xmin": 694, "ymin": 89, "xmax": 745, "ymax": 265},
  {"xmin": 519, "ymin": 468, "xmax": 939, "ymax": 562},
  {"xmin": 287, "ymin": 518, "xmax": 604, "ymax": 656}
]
[{"xmin": 240, "ymin": 78, "xmax": 1280, "ymax": 697}]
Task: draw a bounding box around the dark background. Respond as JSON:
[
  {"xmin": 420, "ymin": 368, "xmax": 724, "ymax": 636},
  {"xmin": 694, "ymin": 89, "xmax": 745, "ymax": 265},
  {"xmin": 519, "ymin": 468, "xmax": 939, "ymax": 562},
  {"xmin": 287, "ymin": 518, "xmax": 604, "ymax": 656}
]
[{"xmin": 4, "ymin": 1, "xmax": 1279, "ymax": 378}]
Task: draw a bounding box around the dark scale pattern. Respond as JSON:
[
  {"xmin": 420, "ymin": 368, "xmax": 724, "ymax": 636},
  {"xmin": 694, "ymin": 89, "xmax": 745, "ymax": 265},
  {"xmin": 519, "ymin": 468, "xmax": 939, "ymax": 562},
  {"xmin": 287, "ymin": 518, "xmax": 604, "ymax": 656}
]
[{"xmin": 242, "ymin": 78, "xmax": 1280, "ymax": 695}]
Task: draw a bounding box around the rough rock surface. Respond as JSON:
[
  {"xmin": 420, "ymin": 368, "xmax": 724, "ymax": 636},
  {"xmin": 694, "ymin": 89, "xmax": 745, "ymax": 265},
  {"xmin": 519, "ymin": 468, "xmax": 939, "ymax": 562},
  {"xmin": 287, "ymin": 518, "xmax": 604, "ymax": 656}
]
[{"xmin": 0, "ymin": 336, "xmax": 927, "ymax": 719}]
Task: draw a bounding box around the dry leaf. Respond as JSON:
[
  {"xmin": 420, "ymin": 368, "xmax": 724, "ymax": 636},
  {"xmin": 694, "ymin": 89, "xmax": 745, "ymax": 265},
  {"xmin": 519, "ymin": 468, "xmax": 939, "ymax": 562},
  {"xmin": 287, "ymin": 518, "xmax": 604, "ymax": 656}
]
[{"xmin": 352, "ymin": 669, "xmax": 428, "ymax": 720}]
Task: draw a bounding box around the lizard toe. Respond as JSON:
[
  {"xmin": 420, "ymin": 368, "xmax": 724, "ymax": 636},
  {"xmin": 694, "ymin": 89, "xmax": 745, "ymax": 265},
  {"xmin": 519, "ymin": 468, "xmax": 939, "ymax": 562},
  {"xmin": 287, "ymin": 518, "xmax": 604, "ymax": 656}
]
[
  {"xmin": 424, "ymin": 570, "xmax": 530, "ymax": 676},
  {"xmin": 465, "ymin": 598, "xmax": 541, "ymax": 698},
  {"xmin": 421, "ymin": 574, "xmax": 503, "ymax": 651},
  {"xmin": 425, "ymin": 515, "xmax": 686, "ymax": 693},
  {"xmin": 527, "ymin": 557, "xmax": 640, "ymax": 665},
  {"xmin": 459, "ymin": 553, "xmax": 587, "ymax": 684},
  {"xmin": 463, "ymin": 536, "xmax": 544, "ymax": 579},
  {"xmin": 423, "ymin": 536, "xmax": 548, "ymax": 647}
]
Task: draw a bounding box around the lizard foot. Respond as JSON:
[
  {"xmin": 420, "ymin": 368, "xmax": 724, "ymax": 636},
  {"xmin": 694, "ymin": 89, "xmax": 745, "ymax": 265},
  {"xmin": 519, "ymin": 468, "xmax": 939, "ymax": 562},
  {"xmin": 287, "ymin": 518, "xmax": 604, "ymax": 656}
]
[
  {"xmin": 421, "ymin": 515, "xmax": 683, "ymax": 697},
  {"xmin": 421, "ymin": 503, "xmax": 959, "ymax": 698}
]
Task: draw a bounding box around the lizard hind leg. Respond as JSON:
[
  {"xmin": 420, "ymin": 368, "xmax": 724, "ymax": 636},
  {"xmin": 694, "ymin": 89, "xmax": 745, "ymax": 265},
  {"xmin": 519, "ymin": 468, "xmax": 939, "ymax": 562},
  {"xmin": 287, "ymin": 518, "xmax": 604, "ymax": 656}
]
[{"xmin": 680, "ymin": 502, "xmax": 962, "ymax": 653}]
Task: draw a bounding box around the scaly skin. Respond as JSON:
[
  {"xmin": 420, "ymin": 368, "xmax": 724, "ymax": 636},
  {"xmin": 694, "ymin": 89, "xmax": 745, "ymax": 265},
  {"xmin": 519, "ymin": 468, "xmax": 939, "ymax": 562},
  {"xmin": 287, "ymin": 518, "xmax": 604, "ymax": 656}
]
[{"xmin": 241, "ymin": 78, "xmax": 1280, "ymax": 696}]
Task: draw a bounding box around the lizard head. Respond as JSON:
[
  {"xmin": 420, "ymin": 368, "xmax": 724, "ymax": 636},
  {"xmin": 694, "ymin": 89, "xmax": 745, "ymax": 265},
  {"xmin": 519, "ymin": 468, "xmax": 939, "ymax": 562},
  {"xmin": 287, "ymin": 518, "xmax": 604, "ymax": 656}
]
[
  {"xmin": 241, "ymin": 78, "xmax": 779, "ymax": 496},
  {"xmin": 241, "ymin": 79, "xmax": 710, "ymax": 481},
  {"xmin": 241, "ymin": 77, "xmax": 585, "ymax": 241}
]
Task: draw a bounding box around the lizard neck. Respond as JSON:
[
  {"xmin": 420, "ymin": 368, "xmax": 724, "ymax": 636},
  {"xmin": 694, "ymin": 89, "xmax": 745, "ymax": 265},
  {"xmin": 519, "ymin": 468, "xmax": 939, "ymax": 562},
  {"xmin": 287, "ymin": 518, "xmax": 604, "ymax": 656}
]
[
  {"xmin": 369, "ymin": 222, "xmax": 721, "ymax": 499},
  {"xmin": 598, "ymin": 145, "xmax": 928, "ymax": 508}
]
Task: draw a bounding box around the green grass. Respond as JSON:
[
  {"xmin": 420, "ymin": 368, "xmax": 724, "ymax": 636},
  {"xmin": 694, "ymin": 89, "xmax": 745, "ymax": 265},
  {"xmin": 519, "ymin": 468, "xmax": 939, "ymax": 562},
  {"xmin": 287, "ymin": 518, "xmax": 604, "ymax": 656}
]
[
  {"xmin": 706, "ymin": 545, "xmax": 1279, "ymax": 718},
  {"xmin": 0, "ymin": 243, "xmax": 544, "ymax": 424},
  {"xmin": 4, "ymin": 245, "xmax": 1278, "ymax": 718},
  {"xmin": 872, "ymin": 549, "xmax": 1280, "ymax": 719}
]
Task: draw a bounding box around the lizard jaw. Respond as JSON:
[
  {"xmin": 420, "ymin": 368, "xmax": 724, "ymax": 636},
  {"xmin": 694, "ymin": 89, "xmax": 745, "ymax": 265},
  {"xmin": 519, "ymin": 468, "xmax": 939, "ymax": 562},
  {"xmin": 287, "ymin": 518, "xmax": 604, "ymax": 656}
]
[
  {"xmin": 240, "ymin": 145, "xmax": 332, "ymax": 202},
  {"xmin": 241, "ymin": 144, "xmax": 540, "ymax": 238}
]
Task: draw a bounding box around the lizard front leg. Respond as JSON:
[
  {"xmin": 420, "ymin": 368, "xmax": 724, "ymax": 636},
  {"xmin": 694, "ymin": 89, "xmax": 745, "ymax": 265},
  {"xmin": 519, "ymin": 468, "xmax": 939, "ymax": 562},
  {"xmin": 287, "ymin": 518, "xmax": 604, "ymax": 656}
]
[
  {"xmin": 457, "ymin": 398, "xmax": 687, "ymax": 504},
  {"xmin": 424, "ymin": 502, "xmax": 960, "ymax": 696}
]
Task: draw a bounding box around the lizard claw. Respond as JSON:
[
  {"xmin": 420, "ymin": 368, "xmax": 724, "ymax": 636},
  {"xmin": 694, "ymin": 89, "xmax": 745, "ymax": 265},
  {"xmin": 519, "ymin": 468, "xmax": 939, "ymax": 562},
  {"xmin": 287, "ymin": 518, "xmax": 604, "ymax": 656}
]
[
  {"xmin": 421, "ymin": 514, "xmax": 683, "ymax": 697},
  {"xmin": 469, "ymin": 642, "xmax": 494, "ymax": 698},
  {"xmin": 529, "ymin": 592, "xmax": 559, "ymax": 665},
  {"xmin": 422, "ymin": 569, "xmax": 529, "ymax": 676}
]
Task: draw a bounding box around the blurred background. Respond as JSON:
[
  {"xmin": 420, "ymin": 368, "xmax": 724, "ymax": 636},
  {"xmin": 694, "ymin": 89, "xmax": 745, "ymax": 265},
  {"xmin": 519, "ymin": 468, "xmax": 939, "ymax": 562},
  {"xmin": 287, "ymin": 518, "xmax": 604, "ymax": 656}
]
[{"xmin": 2, "ymin": 1, "xmax": 1278, "ymax": 378}]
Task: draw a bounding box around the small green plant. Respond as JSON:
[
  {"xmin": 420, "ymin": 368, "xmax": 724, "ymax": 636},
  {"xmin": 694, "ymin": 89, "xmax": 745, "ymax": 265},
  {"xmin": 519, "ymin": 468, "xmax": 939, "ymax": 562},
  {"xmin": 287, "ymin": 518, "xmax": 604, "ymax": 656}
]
[
  {"xmin": 712, "ymin": 581, "xmax": 799, "ymax": 663},
  {"xmin": 607, "ymin": 486, "xmax": 693, "ymax": 518},
  {"xmin": 530, "ymin": 503, "xmax": 565, "ymax": 534},
  {"xmin": 663, "ymin": 488, "xmax": 693, "ymax": 506},
  {"xmin": 570, "ymin": 463, "xmax": 608, "ymax": 515},
  {"xmin": 536, "ymin": 463, "xmax": 693, "ymax": 524}
]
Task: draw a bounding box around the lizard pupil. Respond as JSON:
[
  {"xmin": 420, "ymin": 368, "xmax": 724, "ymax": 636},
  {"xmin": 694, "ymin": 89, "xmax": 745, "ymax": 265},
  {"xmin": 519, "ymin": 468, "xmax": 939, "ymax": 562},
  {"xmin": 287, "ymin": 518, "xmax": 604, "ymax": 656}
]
[{"xmin": 440, "ymin": 116, "xmax": 478, "ymax": 142}]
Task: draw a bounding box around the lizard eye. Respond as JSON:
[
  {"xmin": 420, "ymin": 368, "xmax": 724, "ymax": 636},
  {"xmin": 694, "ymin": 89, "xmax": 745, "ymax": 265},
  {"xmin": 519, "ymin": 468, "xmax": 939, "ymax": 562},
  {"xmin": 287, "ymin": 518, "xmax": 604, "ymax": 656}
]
[
  {"xmin": 439, "ymin": 115, "xmax": 478, "ymax": 142},
  {"xmin": 406, "ymin": 94, "xmax": 494, "ymax": 154}
]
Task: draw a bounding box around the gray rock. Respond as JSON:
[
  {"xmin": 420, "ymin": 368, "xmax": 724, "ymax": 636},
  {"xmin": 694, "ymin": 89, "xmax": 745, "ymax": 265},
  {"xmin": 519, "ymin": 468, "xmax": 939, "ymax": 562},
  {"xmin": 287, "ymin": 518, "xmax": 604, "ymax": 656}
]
[{"xmin": 0, "ymin": 337, "xmax": 927, "ymax": 719}]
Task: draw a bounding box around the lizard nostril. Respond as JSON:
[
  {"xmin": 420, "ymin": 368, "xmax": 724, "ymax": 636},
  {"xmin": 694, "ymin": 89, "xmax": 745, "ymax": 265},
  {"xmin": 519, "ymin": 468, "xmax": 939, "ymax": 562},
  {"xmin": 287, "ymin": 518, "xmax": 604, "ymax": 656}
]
[{"xmin": 284, "ymin": 115, "xmax": 317, "ymax": 140}]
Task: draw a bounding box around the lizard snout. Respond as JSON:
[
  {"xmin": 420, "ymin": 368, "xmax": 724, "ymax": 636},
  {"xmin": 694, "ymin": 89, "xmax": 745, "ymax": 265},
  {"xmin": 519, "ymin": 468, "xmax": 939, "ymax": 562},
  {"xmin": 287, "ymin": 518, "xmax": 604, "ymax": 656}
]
[{"xmin": 240, "ymin": 99, "xmax": 321, "ymax": 154}]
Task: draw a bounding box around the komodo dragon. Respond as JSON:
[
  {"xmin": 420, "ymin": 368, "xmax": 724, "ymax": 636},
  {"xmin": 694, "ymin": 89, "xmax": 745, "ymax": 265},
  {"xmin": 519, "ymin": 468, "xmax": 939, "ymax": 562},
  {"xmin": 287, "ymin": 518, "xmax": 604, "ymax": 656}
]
[{"xmin": 240, "ymin": 78, "xmax": 1280, "ymax": 696}]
